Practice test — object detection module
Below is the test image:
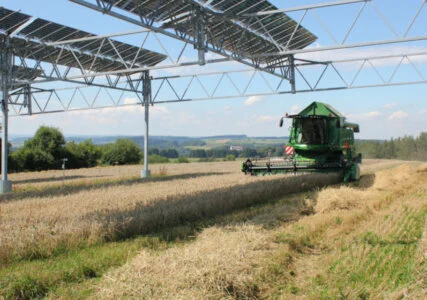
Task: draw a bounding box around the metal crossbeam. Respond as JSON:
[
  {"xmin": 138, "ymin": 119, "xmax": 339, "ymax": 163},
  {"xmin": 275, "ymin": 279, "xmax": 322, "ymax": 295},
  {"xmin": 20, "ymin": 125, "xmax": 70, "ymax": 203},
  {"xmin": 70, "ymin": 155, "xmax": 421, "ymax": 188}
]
[
  {"xmin": 8, "ymin": 50, "xmax": 427, "ymax": 114},
  {"xmin": 244, "ymin": 0, "xmax": 427, "ymax": 58}
]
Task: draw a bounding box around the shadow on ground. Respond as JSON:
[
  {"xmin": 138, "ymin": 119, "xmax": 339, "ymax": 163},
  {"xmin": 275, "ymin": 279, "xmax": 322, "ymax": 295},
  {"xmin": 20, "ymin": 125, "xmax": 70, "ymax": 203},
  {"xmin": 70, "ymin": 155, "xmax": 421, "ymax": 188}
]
[
  {"xmin": 352, "ymin": 173, "xmax": 376, "ymax": 189},
  {"xmin": 87, "ymin": 173, "xmax": 342, "ymax": 242},
  {"xmin": 0, "ymin": 172, "xmax": 229, "ymax": 202},
  {"xmin": 12, "ymin": 175, "xmax": 98, "ymax": 184}
]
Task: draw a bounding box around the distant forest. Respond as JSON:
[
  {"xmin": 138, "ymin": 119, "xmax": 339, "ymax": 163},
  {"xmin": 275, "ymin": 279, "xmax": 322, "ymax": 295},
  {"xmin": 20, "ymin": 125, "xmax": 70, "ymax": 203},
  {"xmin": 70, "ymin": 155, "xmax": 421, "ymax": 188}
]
[{"xmin": 356, "ymin": 132, "xmax": 427, "ymax": 161}]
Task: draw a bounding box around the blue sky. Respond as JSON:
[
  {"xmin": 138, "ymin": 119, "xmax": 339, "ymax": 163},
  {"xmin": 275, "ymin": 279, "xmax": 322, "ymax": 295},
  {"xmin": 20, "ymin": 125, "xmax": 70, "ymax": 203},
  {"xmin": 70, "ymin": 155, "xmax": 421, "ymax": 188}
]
[{"xmin": 4, "ymin": 0, "xmax": 427, "ymax": 139}]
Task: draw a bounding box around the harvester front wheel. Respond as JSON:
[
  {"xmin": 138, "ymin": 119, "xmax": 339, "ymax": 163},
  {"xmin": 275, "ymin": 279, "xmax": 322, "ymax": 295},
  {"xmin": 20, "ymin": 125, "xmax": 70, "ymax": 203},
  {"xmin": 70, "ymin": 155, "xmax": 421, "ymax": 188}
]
[
  {"xmin": 352, "ymin": 163, "xmax": 361, "ymax": 181},
  {"xmin": 343, "ymin": 163, "xmax": 361, "ymax": 182}
]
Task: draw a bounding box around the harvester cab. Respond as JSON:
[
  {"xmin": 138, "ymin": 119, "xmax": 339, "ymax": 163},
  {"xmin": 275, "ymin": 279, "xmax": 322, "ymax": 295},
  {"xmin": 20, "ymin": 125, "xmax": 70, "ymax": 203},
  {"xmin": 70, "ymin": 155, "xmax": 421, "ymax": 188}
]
[{"xmin": 242, "ymin": 102, "xmax": 362, "ymax": 182}]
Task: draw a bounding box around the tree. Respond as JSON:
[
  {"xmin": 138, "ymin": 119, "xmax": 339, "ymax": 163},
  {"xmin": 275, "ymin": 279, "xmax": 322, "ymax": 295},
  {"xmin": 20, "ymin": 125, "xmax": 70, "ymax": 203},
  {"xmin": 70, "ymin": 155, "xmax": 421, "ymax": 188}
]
[
  {"xmin": 148, "ymin": 148, "xmax": 160, "ymax": 155},
  {"xmin": 11, "ymin": 126, "xmax": 66, "ymax": 171},
  {"xmin": 65, "ymin": 139, "xmax": 101, "ymax": 169},
  {"xmin": 101, "ymin": 139, "xmax": 141, "ymax": 165},
  {"xmin": 189, "ymin": 149, "xmax": 207, "ymax": 158},
  {"xmin": 160, "ymin": 148, "xmax": 179, "ymax": 158},
  {"xmin": 416, "ymin": 132, "xmax": 427, "ymax": 160},
  {"xmin": 211, "ymin": 147, "xmax": 227, "ymax": 158},
  {"xmin": 241, "ymin": 148, "xmax": 258, "ymax": 158}
]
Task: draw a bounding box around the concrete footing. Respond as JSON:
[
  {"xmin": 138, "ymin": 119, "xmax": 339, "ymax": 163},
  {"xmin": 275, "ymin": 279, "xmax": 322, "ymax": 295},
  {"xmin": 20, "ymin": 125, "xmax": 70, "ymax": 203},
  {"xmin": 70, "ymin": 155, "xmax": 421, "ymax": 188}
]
[
  {"xmin": 141, "ymin": 170, "xmax": 151, "ymax": 178},
  {"xmin": 0, "ymin": 180, "xmax": 12, "ymax": 194}
]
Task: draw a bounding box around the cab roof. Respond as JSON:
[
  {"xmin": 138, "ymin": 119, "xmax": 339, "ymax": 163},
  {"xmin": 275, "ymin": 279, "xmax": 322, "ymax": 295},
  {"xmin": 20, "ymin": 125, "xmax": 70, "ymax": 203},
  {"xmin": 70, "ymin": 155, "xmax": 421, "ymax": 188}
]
[{"xmin": 296, "ymin": 102, "xmax": 345, "ymax": 118}]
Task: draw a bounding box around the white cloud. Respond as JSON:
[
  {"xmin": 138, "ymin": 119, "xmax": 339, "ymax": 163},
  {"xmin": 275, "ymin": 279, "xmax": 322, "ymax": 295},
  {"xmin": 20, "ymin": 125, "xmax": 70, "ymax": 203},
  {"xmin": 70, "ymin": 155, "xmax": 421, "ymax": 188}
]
[
  {"xmin": 364, "ymin": 111, "xmax": 382, "ymax": 118},
  {"xmin": 152, "ymin": 106, "xmax": 169, "ymax": 115},
  {"xmin": 291, "ymin": 104, "xmax": 301, "ymax": 113},
  {"xmin": 244, "ymin": 95, "xmax": 267, "ymax": 106},
  {"xmin": 382, "ymin": 102, "xmax": 398, "ymax": 109},
  {"xmin": 123, "ymin": 97, "xmax": 138, "ymax": 105},
  {"xmin": 67, "ymin": 100, "xmax": 169, "ymax": 118},
  {"xmin": 257, "ymin": 115, "xmax": 280, "ymax": 123},
  {"xmin": 346, "ymin": 111, "xmax": 382, "ymax": 119},
  {"xmin": 388, "ymin": 111, "xmax": 409, "ymax": 121},
  {"xmin": 224, "ymin": 105, "xmax": 232, "ymax": 116}
]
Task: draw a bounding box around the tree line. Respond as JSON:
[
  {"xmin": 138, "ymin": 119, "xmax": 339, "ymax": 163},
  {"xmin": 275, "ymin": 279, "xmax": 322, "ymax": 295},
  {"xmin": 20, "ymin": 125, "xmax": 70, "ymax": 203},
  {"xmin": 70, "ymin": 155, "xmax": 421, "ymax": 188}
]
[
  {"xmin": 188, "ymin": 146, "xmax": 284, "ymax": 159},
  {"xmin": 6, "ymin": 126, "xmax": 427, "ymax": 172},
  {"xmin": 356, "ymin": 132, "xmax": 427, "ymax": 161}
]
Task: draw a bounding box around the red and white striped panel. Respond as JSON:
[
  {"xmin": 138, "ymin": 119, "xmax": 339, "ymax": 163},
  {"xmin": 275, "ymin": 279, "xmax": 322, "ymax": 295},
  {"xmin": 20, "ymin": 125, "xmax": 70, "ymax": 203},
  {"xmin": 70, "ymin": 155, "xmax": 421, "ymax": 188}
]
[{"xmin": 285, "ymin": 146, "xmax": 294, "ymax": 155}]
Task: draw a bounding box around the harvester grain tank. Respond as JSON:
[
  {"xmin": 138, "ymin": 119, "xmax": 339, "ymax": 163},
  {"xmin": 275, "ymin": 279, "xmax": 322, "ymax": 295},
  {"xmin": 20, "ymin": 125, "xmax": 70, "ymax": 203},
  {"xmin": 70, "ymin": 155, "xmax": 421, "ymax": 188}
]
[{"xmin": 241, "ymin": 102, "xmax": 362, "ymax": 182}]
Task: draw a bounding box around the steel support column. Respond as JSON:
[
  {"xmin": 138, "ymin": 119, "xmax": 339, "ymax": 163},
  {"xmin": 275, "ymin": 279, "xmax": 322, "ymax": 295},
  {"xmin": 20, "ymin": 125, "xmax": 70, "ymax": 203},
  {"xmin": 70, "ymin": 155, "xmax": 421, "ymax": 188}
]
[
  {"xmin": 141, "ymin": 70, "xmax": 151, "ymax": 178},
  {"xmin": 195, "ymin": 8, "xmax": 206, "ymax": 66},
  {"xmin": 0, "ymin": 36, "xmax": 12, "ymax": 193},
  {"xmin": 23, "ymin": 84, "xmax": 32, "ymax": 115},
  {"xmin": 289, "ymin": 55, "xmax": 296, "ymax": 94}
]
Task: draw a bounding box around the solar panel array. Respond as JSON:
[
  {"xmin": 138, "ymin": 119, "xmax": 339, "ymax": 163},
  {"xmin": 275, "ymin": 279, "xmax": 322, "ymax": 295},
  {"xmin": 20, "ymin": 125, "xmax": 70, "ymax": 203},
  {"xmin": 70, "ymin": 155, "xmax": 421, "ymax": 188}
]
[
  {"xmin": 200, "ymin": 0, "xmax": 316, "ymax": 49},
  {"xmin": 98, "ymin": 0, "xmax": 317, "ymax": 62},
  {"xmin": 0, "ymin": 7, "xmax": 166, "ymax": 75}
]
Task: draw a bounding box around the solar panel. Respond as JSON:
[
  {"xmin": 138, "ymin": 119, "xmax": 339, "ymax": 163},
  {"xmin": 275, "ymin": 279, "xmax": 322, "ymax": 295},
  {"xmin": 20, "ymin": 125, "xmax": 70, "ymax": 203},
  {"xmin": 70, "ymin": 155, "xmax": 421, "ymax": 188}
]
[
  {"xmin": 203, "ymin": 0, "xmax": 317, "ymax": 49},
  {"xmin": 97, "ymin": 0, "xmax": 317, "ymax": 63},
  {"xmin": 0, "ymin": 7, "xmax": 167, "ymax": 74}
]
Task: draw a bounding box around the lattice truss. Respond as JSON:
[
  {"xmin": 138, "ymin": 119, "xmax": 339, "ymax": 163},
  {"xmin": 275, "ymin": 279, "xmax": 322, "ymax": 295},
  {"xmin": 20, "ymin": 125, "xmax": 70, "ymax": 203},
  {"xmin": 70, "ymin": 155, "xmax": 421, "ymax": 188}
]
[{"xmin": 3, "ymin": 0, "xmax": 427, "ymax": 115}]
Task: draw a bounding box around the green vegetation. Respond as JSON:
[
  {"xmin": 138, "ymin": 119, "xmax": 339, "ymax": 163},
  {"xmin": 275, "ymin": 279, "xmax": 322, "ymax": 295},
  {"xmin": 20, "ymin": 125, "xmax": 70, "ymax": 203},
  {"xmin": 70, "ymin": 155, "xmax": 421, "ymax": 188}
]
[
  {"xmin": 10, "ymin": 126, "xmax": 68, "ymax": 171},
  {"xmin": 177, "ymin": 157, "xmax": 190, "ymax": 163},
  {"xmin": 305, "ymin": 205, "xmax": 426, "ymax": 298},
  {"xmin": 8, "ymin": 127, "xmax": 171, "ymax": 172},
  {"xmin": 101, "ymin": 138, "xmax": 141, "ymax": 165},
  {"xmin": 147, "ymin": 154, "xmax": 170, "ymax": 164},
  {"xmin": 0, "ymin": 236, "xmax": 174, "ymax": 299},
  {"xmin": 224, "ymin": 154, "xmax": 236, "ymax": 161},
  {"xmin": 357, "ymin": 132, "xmax": 427, "ymax": 161},
  {"xmin": 65, "ymin": 140, "xmax": 101, "ymax": 168}
]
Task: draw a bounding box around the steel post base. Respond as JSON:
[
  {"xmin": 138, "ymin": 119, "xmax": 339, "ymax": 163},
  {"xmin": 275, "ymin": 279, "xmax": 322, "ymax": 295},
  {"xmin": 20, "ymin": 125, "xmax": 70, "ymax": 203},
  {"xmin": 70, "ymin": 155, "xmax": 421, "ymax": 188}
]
[
  {"xmin": 141, "ymin": 169, "xmax": 151, "ymax": 178},
  {"xmin": 0, "ymin": 180, "xmax": 12, "ymax": 194}
]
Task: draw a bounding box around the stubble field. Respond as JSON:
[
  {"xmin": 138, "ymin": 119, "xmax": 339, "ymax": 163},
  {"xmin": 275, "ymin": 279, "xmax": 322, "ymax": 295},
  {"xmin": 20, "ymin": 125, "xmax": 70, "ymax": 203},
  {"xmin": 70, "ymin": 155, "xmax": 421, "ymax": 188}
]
[{"xmin": 0, "ymin": 159, "xmax": 425, "ymax": 299}]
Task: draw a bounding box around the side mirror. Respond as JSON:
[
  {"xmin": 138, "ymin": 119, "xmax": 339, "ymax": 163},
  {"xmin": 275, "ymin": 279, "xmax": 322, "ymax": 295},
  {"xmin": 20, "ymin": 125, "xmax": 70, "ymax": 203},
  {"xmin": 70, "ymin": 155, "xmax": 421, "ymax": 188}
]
[{"xmin": 279, "ymin": 118, "xmax": 284, "ymax": 127}]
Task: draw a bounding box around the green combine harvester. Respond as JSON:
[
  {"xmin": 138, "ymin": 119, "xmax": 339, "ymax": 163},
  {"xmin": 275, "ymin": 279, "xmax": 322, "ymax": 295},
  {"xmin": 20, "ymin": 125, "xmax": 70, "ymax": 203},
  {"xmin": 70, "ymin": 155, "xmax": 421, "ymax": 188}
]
[{"xmin": 241, "ymin": 102, "xmax": 362, "ymax": 182}]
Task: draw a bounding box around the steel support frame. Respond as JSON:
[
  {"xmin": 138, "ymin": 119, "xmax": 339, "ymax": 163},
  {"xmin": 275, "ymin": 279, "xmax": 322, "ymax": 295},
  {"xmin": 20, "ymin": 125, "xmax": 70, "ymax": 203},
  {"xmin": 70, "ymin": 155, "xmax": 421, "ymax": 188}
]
[
  {"xmin": 70, "ymin": 0, "xmax": 427, "ymax": 60},
  {"xmin": 12, "ymin": 29, "xmax": 291, "ymax": 85},
  {"xmin": 147, "ymin": 51, "xmax": 427, "ymax": 103},
  {"xmin": 8, "ymin": 72, "xmax": 148, "ymax": 115},
  {"xmin": 0, "ymin": 35, "xmax": 13, "ymax": 193},
  {"xmin": 242, "ymin": 0, "xmax": 427, "ymax": 59},
  {"xmin": 13, "ymin": 53, "xmax": 146, "ymax": 93},
  {"xmin": 141, "ymin": 70, "xmax": 151, "ymax": 178},
  {"xmin": 64, "ymin": 0, "xmax": 427, "ymax": 89},
  {"xmin": 68, "ymin": 0, "xmax": 295, "ymax": 78},
  {"xmin": 6, "ymin": 50, "xmax": 427, "ymax": 114}
]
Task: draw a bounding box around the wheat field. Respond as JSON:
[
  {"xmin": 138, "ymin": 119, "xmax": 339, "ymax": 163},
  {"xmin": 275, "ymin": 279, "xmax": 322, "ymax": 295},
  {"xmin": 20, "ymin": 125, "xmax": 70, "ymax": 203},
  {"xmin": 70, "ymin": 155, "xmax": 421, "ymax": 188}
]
[
  {"xmin": 91, "ymin": 160, "xmax": 426, "ymax": 299},
  {"xmin": 0, "ymin": 161, "xmax": 339, "ymax": 264},
  {"xmin": 0, "ymin": 159, "xmax": 425, "ymax": 298}
]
